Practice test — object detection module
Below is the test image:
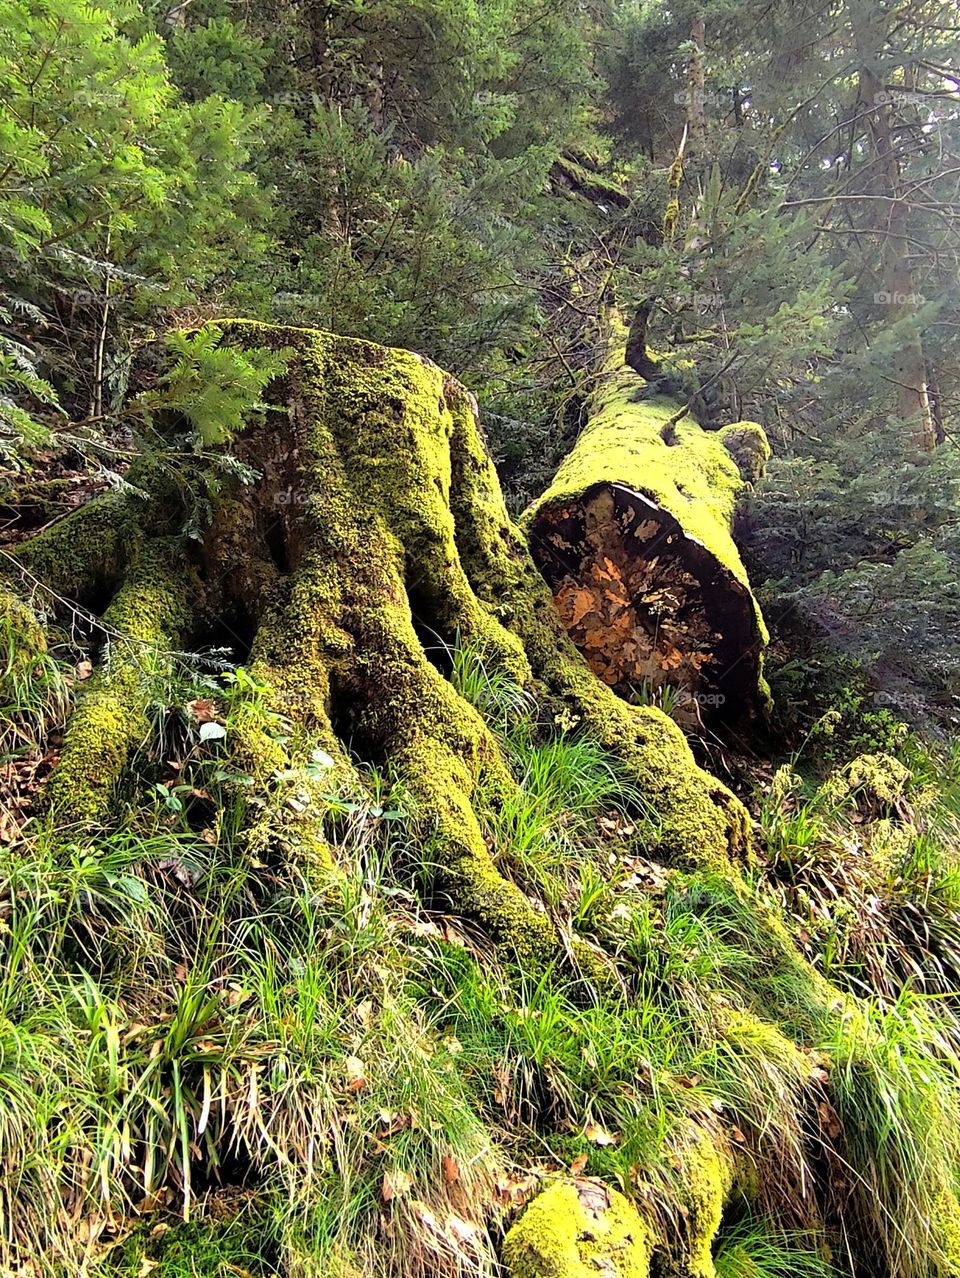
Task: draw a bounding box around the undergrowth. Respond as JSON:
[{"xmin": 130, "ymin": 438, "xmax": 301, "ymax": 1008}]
[{"xmin": 1, "ymin": 638, "xmax": 960, "ymax": 1276}]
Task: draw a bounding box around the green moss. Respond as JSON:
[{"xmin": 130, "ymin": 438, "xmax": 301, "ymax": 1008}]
[
  {"xmin": 718, "ymin": 422, "xmax": 771, "ymax": 484},
  {"xmin": 14, "ymin": 489, "xmax": 141, "ymax": 601},
  {"xmin": 503, "ymin": 1179, "xmax": 654, "ymax": 1278},
  {"xmin": 14, "ymin": 456, "xmax": 181, "ymax": 604},
  {"xmin": 212, "ymin": 322, "xmax": 557, "ymax": 961},
  {"xmin": 0, "ymin": 582, "xmax": 45, "ymax": 654},
  {"xmin": 933, "ymin": 1191, "xmax": 960, "ymax": 1278},
  {"xmin": 42, "ymin": 539, "xmax": 192, "ymax": 823},
  {"xmin": 667, "ymin": 1131, "xmax": 734, "ymax": 1278},
  {"xmin": 0, "ymin": 585, "xmax": 52, "ymax": 738},
  {"xmin": 200, "ymin": 496, "xmax": 282, "ymax": 611},
  {"xmin": 99, "ymin": 1207, "xmax": 275, "ymax": 1276},
  {"xmin": 818, "ymin": 752, "xmax": 911, "ymax": 816},
  {"xmin": 552, "ymin": 154, "xmax": 630, "ymax": 208}
]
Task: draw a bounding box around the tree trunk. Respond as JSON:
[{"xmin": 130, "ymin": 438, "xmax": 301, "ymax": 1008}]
[
  {"xmin": 525, "ymin": 347, "xmax": 770, "ymax": 730},
  {"xmin": 687, "ymin": 15, "xmax": 707, "ymax": 148},
  {"xmin": 4, "ymin": 322, "xmax": 751, "ymax": 970},
  {"xmin": 857, "ymin": 61, "xmax": 936, "ymax": 451}
]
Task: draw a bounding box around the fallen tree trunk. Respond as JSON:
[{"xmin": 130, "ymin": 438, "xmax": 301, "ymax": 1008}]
[{"xmin": 524, "ymin": 354, "xmax": 770, "ymax": 729}]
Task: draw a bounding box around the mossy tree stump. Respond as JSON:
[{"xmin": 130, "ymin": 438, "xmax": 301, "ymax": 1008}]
[
  {"xmin": 4, "ymin": 322, "xmax": 750, "ymax": 968},
  {"xmin": 525, "ymin": 360, "xmax": 770, "ymax": 730}
]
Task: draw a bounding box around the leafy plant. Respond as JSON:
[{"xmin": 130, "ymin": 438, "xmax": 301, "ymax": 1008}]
[{"xmin": 145, "ymin": 327, "xmax": 289, "ymax": 446}]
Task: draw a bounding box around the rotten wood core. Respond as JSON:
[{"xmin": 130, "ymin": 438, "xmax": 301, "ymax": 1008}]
[{"xmin": 529, "ymin": 483, "xmax": 761, "ymax": 729}]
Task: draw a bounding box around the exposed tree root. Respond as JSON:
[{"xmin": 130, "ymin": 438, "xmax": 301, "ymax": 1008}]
[{"xmin": 40, "ymin": 539, "xmax": 192, "ymax": 823}]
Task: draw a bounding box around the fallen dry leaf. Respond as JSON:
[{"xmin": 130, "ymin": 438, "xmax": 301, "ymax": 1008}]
[
  {"xmin": 448, "ymin": 1215, "xmax": 477, "ymax": 1245},
  {"xmin": 345, "ymin": 1055, "xmax": 367, "ymax": 1093},
  {"xmin": 382, "ymin": 1169, "xmax": 414, "ymax": 1202},
  {"xmin": 584, "ymin": 1122, "xmax": 617, "ymax": 1147},
  {"xmin": 186, "ymin": 697, "xmax": 218, "ymax": 723}
]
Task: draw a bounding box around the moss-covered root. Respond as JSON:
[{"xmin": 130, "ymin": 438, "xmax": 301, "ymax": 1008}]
[
  {"xmin": 522, "ymin": 359, "xmax": 769, "ymax": 728},
  {"xmin": 0, "ymin": 582, "xmax": 46, "ymax": 653},
  {"xmin": 659, "ymin": 1130, "xmax": 735, "ymax": 1278},
  {"xmin": 11, "ymin": 457, "xmax": 181, "ymax": 605},
  {"xmin": 42, "ymin": 540, "xmax": 191, "ymax": 824},
  {"xmin": 445, "ymin": 385, "xmax": 751, "ymax": 866},
  {"xmin": 212, "ymin": 323, "xmax": 559, "ymax": 962},
  {"xmin": 502, "ymin": 1179, "xmax": 655, "ymax": 1278}
]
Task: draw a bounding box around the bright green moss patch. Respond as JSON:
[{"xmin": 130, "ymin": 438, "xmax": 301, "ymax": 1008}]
[
  {"xmin": 0, "ymin": 583, "xmax": 72, "ymax": 754},
  {"xmin": 0, "ymin": 582, "xmax": 45, "ymax": 652},
  {"xmin": 14, "ymin": 455, "xmax": 182, "ymax": 605},
  {"xmin": 667, "ymin": 1130, "xmax": 734, "ymax": 1278},
  {"xmin": 718, "ymin": 422, "xmax": 771, "ymax": 485},
  {"xmin": 14, "ymin": 487, "xmax": 143, "ymax": 601},
  {"xmin": 818, "ymin": 751, "xmax": 911, "ymax": 816},
  {"xmin": 525, "ymin": 372, "xmax": 752, "ymax": 588},
  {"xmin": 503, "ymin": 1179, "xmax": 654, "ymax": 1278},
  {"xmin": 551, "ymin": 154, "xmax": 630, "ymax": 208}
]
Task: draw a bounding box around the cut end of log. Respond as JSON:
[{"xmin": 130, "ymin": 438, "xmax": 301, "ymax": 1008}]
[{"xmin": 528, "ymin": 481, "xmax": 766, "ymax": 729}]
